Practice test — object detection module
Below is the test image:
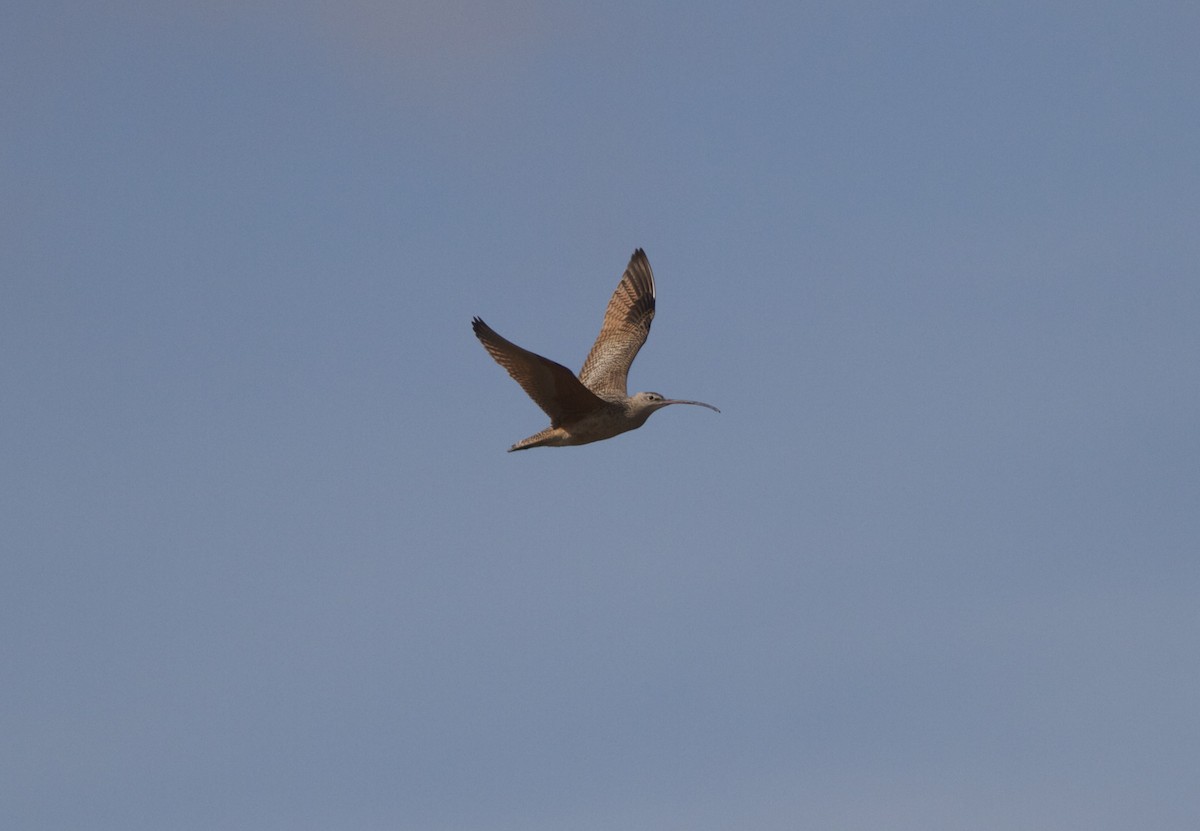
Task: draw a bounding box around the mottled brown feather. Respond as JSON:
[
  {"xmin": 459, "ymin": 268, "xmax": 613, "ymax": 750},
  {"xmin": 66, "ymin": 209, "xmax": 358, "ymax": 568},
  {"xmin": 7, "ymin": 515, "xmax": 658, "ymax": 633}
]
[
  {"xmin": 579, "ymin": 248, "xmax": 656, "ymax": 396},
  {"xmin": 472, "ymin": 317, "xmax": 607, "ymax": 426}
]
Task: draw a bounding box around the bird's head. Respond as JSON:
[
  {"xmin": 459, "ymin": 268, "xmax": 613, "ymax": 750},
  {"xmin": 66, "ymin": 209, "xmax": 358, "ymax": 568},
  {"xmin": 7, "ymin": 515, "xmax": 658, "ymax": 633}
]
[{"xmin": 630, "ymin": 391, "xmax": 721, "ymax": 419}]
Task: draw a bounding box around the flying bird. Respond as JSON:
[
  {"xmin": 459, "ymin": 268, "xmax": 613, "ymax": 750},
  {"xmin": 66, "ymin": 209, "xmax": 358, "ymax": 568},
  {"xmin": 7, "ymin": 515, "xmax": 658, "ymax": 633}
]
[{"xmin": 472, "ymin": 248, "xmax": 719, "ymax": 451}]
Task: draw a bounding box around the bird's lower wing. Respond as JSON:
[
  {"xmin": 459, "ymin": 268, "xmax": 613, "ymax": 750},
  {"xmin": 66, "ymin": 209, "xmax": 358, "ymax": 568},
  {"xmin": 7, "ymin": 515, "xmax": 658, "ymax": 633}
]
[{"xmin": 472, "ymin": 317, "xmax": 607, "ymax": 425}]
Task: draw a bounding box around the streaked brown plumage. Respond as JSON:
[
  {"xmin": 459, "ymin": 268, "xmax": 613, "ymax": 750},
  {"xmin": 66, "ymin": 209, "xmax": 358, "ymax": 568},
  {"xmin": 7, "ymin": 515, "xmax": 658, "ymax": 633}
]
[{"xmin": 472, "ymin": 248, "xmax": 719, "ymax": 451}]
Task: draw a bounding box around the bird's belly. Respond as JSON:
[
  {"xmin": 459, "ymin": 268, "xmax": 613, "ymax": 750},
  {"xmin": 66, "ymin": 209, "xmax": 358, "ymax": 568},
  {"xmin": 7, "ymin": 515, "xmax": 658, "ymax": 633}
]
[{"xmin": 559, "ymin": 409, "xmax": 643, "ymax": 445}]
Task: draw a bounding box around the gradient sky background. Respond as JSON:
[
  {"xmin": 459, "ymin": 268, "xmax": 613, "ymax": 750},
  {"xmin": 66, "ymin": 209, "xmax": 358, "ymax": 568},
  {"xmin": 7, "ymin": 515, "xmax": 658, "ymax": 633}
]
[{"xmin": 4, "ymin": 2, "xmax": 1199, "ymax": 829}]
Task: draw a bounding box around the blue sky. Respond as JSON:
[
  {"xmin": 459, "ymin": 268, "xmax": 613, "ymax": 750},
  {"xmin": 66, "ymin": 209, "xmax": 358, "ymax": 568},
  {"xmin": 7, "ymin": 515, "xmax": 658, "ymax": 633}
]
[{"xmin": 3, "ymin": 2, "xmax": 1198, "ymax": 829}]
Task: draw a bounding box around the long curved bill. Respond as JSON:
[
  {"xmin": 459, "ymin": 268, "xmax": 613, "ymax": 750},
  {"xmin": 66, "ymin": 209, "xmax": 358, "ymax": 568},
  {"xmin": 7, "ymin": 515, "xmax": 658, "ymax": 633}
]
[{"xmin": 663, "ymin": 399, "xmax": 720, "ymax": 413}]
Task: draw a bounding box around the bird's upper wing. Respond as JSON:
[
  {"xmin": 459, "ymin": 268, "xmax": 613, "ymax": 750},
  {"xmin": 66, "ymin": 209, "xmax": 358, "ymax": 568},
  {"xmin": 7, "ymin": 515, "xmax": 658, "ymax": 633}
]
[
  {"xmin": 579, "ymin": 249, "xmax": 656, "ymax": 396},
  {"xmin": 472, "ymin": 317, "xmax": 607, "ymax": 426}
]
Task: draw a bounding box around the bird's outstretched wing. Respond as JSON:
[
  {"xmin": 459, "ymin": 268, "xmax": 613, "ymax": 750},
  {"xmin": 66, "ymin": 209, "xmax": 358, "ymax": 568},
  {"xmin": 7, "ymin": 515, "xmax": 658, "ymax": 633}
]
[
  {"xmin": 579, "ymin": 248, "xmax": 656, "ymax": 396},
  {"xmin": 472, "ymin": 317, "xmax": 607, "ymax": 426}
]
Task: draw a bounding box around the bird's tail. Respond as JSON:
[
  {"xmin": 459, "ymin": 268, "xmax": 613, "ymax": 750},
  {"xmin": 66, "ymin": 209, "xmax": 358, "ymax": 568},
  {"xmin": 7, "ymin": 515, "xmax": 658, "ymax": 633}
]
[{"xmin": 508, "ymin": 427, "xmax": 565, "ymax": 452}]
